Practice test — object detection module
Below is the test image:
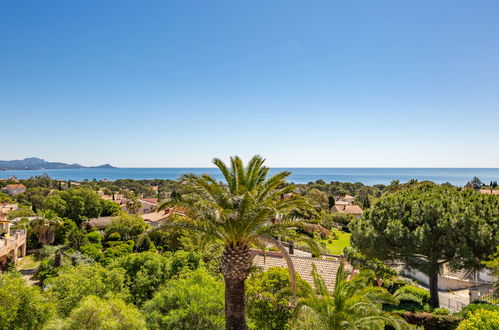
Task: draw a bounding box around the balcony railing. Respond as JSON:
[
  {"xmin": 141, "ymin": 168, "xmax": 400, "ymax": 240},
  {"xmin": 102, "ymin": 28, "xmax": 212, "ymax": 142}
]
[{"xmin": 0, "ymin": 229, "xmax": 26, "ymax": 255}]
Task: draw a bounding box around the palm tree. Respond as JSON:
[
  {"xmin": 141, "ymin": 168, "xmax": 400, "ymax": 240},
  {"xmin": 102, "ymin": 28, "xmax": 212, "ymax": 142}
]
[
  {"xmin": 31, "ymin": 210, "xmax": 62, "ymax": 245},
  {"xmin": 294, "ymin": 264, "xmax": 410, "ymax": 329},
  {"xmin": 157, "ymin": 155, "xmax": 317, "ymax": 329},
  {"xmin": 126, "ymin": 195, "xmax": 142, "ymax": 214}
]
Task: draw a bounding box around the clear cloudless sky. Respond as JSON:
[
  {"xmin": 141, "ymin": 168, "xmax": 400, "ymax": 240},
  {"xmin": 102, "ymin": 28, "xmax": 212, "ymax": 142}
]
[{"xmin": 1, "ymin": 0, "xmax": 498, "ymax": 167}]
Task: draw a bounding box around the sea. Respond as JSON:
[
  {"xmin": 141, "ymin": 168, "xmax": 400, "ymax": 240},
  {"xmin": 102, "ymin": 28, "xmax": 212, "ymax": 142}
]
[{"xmin": 1, "ymin": 168, "xmax": 499, "ymax": 186}]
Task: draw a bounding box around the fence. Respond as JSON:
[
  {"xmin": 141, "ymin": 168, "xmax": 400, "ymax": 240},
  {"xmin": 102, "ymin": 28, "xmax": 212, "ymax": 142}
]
[{"xmin": 477, "ymin": 288, "xmax": 499, "ymax": 306}]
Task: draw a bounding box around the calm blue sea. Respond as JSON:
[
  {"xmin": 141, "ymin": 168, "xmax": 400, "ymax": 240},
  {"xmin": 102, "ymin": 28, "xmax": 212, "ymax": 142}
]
[{"xmin": 1, "ymin": 168, "xmax": 499, "ymax": 186}]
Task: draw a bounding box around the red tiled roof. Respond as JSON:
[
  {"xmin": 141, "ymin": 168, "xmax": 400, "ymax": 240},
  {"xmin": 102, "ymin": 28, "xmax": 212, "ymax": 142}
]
[
  {"xmin": 331, "ymin": 205, "xmax": 363, "ymax": 215},
  {"xmin": 6, "ymin": 184, "xmax": 26, "ymax": 189}
]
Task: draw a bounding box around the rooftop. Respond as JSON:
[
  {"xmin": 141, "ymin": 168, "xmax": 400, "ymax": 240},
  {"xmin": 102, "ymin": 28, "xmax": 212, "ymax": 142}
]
[{"xmin": 251, "ymin": 249, "xmax": 352, "ymax": 290}]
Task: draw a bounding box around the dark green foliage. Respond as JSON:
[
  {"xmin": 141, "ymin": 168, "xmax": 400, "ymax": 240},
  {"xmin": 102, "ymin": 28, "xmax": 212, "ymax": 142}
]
[
  {"xmin": 468, "ymin": 176, "xmax": 483, "ymax": 190},
  {"xmin": 86, "ymin": 231, "xmax": 102, "ymax": 244},
  {"xmin": 142, "ymin": 268, "xmax": 225, "ymax": 330},
  {"xmin": 7, "ymin": 207, "xmax": 35, "ymax": 220},
  {"xmin": 350, "ymin": 183, "xmax": 499, "ymax": 307},
  {"xmin": 45, "ymin": 264, "xmax": 130, "ymax": 316},
  {"xmin": 388, "ymin": 285, "xmax": 432, "ymax": 312},
  {"xmin": 43, "ymin": 188, "xmax": 104, "ymax": 225},
  {"xmin": 104, "ymin": 213, "xmax": 147, "ymax": 242},
  {"xmin": 109, "ymin": 252, "xmax": 172, "ymax": 305},
  {"xmin": 343, "ymin": 247, "xmax": 397, "ymax": 279},
  {"xmin": 100, "ymin": 199, "xmax": 120, "ymax": 216},
  {"xmin": 398, "ymin": 311, "xmax": 462, "ymax": 330},
  {"xmin": 246, "ymin": 267, "xmax": 312, "ymax": 329}
]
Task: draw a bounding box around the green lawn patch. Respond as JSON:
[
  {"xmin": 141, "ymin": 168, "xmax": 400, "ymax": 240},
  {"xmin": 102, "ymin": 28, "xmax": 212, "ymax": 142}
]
[
  {"xmin": 16, "ymin": 255, "xmax": 40, "ymax": 271},
  {"xmin": 321, "ymin": 230, "xmax": 351, "ymax": 255}
]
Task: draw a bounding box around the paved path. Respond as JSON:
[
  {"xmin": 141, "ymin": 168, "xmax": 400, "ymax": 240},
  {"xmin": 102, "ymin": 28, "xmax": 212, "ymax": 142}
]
[{"xmin": 439, "ymin": 289, "xmax": 470, "ymax": 312}]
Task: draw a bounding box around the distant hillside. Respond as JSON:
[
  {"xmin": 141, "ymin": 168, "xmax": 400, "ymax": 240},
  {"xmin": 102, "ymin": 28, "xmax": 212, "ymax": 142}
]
[{"xmin": 0, "ymin": 157, "xmax": 115, "ymax": 170}]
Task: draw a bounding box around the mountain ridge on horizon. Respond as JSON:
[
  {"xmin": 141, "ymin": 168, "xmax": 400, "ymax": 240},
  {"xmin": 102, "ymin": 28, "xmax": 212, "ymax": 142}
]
[{"xmin": 0, "ymin": 157, "xmax": 115, "ymax": 171}]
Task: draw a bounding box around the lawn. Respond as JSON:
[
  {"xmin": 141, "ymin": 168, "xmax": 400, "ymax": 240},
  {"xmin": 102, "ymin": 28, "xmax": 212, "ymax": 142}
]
[
  {"xmin": 16, "ymin": 255, "xmax": 40, "ymax": 271},
  {"xmin": 321, "ymin": 230, "xmax": 351, "ymax": 255}
]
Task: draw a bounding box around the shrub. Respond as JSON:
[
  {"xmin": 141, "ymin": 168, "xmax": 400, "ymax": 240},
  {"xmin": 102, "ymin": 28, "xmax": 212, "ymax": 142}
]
[
  {"xmin": 456, "ymin": 309, "xmax": 499, "ymax": 330},
  {"xmin": 391, "ymin": 284, "xmax": 431, "ymax": 312},
  {"xmin": 456, "ymin": 302, "xmax": 499, "ymax": 318},
  {"xmin": 45, "ymin": 265, "xmax": 129, "ymax": 316},
  {"xmin": 246, "ymin": 267, "xmax": 312, "ymax": 329},
  {"xmin": 80, "ymin": 243, "xmax": 104, "ymax": 262},
  {"xmin": 108, "ymin": 232, "xmax": 121, "ymax": 241},
  {"xmin": 142, "ymin": 268, "xmax": 224, "ymax": 329},
  {"xmin": 46, "ymin": 295, "xmax": 146, "ymax": 330},
  {"xmin": 37, "ymin": 257, "xmax": 65, "ymax": 284},
  {"xmin": 86, "ymin": 231, "xmax": 102, "ymax": 243},
  {"xmin": 399, "ymin": 312, "xmax": 462, "ymax": 330},
  {"xmin": 0, "ymin": 273, "xmax": 55, "ymax": 329},
  {"xmin": 109, "ymin": 252, "xmax": 172, "ymax": 305}
]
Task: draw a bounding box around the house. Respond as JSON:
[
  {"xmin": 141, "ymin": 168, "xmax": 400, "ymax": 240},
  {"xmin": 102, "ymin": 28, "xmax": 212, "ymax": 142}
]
[
  {"xmin": 479, "ymin": 189, "xmax": 499, "ymax": 195},
  {"xmin": 0, "ymin": 217, "xmax": 27, "ymax": 269},
  {"xmin": 0, "ymin": 203, "xmax": 19, "ymax": 214},
  {"xmin": 333, "ymin": 200, "xmax": 349, "ymax": 206},
  {"xmin": 87, "ymin": 216, "xmax": 114, "ymax": 229},
  {"xmin": 402, "ymin": 263, "xmax": 494, "ymax": 291},
  {"xmin": 119, "ymin": 198, "xmax": 158, "ymax": 214},
  {"xmin": 335, "ymin": 194, "xmax": 356, "ymax": 205},
  {"xmin": 251, "ymin": 249, "xmax": 353, "ymax": 290},
  {"xmin": 4, "ymin": 184, "xmax": 26, "ymax": 196},
  {"xmin": 143, "ymin": 207, "xmax": 186, "ymax": 227},
  {"xmin": 142, "ymin": 211, "xmax": 170, "ymax": 227},
  {"xmin": 331, "ymin": 204, "xmax": 363, "ymax": 218}
]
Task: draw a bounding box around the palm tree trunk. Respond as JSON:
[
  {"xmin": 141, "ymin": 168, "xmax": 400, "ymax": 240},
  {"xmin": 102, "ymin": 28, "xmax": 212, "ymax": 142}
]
[
  {"xmin": 220, "ymin": 244, "xmax": 252, "ymax": 330},
  {"xmin": 224, "ymin": 277, "xmax": 247, "ymax": 330}
]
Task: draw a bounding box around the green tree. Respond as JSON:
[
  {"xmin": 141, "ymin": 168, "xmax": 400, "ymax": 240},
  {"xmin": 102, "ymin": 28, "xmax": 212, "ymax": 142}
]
[
  {"xmin": 305, "ymin": 188, "xmax": 329, "ymax": 210},
  {"xmin": 45, "ymin": 264, "xmax": 129, "ymax": 316},
  {"xmin": 0, "ymin": 273, "xmax": 55, "ymax": 330},
  {"xmin": 294, "ymin": 265, "xmax": 409, "ymax": 329},
  {"xmin": 157, "ymin": 155, "xmax": 316, "ymax": 329},
  {"xmin": 46, "ymin": 295, "xmax": 146, "ymax": 330},
  {"xmin": 105, "ymin": 212, "xmax": 148, "ymax": 242},
  {"xmin": 126, "ymin": 195, "xmax": 142, "ymax": 214},
  {"xmin": 108, "ymin": 252, "xmax": 172, "ymax": 305},
  {"xmin": 246, "ymin": 267, "xmax": 312, "ymax": 329},
  {"xmin": 350, "ymin": 183, "xmax": 499, "ymax": 308},
  {"xmin": 483, "ymin": 246, "xmax": 499, "ymax": 290},
  {"xmin": 100, "ymin": 199, "xmax": 120, "ymax": 216},
  {"xmin": 31, "ymin": 210, "xmax": 62, "ymax": 245},
  {"xmin": 468, "ymin": 176, "xmax": 483, "ymax": 191},
  {"xmin": 142, "ymin": 268, "xmax": 225, "ymax": 330},
  {"xmin": 43, "ymin": 188, "xmax": 103, "ymax": 225},
  {"xmin": 343, "ymin": 247, "xmax": 397, "ymax": 281}
]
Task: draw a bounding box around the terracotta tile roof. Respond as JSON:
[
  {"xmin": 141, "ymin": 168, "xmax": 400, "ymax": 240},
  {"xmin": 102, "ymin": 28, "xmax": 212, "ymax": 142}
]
[
  {"xmin": 479, "ymin": 189, "xmax": 499, "ymax": 195},
  {"xmin": 251, "ymin": 249, "xmax": 352, "ymax": 290},
  {"xmin": 6, "ymin": 184, "xmax": 26, "ymax": 189},
  {"xmin": 87, "ymin": 216, "xmax": 113, "ymax": 229},
  {"xmin": 142, "ymin": 211, "xmax": 169, "ymax": 223},
  {"xmin": 331, "ymin": 205, "xmax": 363, "ymax": 215},
  {"xmin": 140, "ymin": 198, "xmax": 158, "ymax": 205}
]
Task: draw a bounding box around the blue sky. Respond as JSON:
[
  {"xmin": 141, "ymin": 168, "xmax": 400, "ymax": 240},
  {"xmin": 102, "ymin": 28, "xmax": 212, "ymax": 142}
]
[{"xmin": 1, "ymin": 0, "xmax": 498, "ymax": 167}]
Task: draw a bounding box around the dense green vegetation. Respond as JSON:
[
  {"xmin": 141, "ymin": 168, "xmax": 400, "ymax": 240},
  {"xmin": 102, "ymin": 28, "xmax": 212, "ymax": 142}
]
[
  {"xmin": 350, "ymin": 183, "xmax": 499, "ymax": 308},
  {"xmin": 1, "ymin": 158, "xmax": 498, "ymax": 329}
]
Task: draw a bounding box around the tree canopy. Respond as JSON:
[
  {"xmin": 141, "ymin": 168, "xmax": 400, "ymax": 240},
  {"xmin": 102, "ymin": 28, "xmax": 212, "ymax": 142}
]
[{"xmin": 350, "ymin": 183, "xmax": 499, "ymax": 307}]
